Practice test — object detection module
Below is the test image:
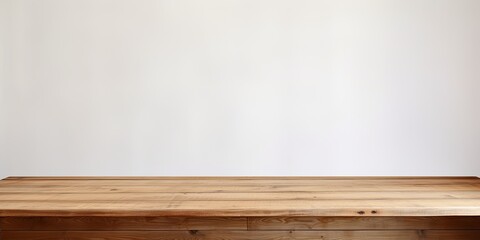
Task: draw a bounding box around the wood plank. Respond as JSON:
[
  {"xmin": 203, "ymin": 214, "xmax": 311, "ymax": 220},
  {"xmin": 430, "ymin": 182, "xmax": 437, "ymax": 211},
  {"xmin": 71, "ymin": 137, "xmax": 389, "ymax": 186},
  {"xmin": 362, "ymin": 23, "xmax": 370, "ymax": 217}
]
[
  {"xmin": 424, "ymin": 230, "xmax": 480, "ymax": 239},
  {"xmin": 0, "ymin": 199, "xmax": 479, "ymax": 217},
  {"xmin": 248, "ymin": 216, "xmax": 480, "ymax": 230},
  {"xmin": 1, "ymin": 184, "xmax": 479, "ymax": 193},
  {"xmin": 0, "ymin": 217, "xmax": 247, "ymax": 230},
  {"xmin": 0, "ymin": 177, "xmax": 479, "ymax": 217},
  {"xmin": 1, "ymin": 191, "xmax": 479, "ymax": 201},
  {"xmin": 2, "ymin": 230, "xmax": 480, "ymax": 240},
  {"xmin": 1, "ymin": 231, "xmax": 66, "ymax": 240},
  {"xmin": 2, "ymin": 216, "xmax": 478, "ymax": 231}
]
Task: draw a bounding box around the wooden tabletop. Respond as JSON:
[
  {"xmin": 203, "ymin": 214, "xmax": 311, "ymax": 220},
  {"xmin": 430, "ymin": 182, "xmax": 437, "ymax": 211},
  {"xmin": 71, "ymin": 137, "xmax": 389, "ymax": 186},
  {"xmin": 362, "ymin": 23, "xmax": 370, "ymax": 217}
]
[{"xmin": 0, "ymin": 176, "xmax": 479, "ymax": 217}]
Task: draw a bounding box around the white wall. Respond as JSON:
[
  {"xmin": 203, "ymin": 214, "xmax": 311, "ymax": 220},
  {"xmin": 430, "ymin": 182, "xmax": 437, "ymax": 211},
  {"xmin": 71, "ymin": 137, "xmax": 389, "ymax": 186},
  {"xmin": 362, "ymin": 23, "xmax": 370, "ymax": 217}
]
[{"xmin": 1, "ymin": 0, "xmax": 479, "ymax": 178}]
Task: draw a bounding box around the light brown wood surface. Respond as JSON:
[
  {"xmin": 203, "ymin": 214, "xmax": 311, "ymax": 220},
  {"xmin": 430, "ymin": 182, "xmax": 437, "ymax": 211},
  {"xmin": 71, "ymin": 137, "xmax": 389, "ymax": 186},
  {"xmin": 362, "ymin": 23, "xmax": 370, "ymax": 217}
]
[
  {"xmin": 0, "ymin": 176, "xmax": 479, "ymax": 217},
  {"xmin": 0, "ymin": 176, "xmax": 479, "ymax": 239}
]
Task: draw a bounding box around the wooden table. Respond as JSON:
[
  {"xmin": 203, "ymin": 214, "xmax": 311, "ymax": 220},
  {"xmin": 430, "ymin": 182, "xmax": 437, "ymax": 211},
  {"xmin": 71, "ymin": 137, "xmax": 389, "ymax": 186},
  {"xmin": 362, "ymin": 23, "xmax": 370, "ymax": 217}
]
[{"xmin": 0, "ymin": 176, "xmax": 479, "ymax": 239}]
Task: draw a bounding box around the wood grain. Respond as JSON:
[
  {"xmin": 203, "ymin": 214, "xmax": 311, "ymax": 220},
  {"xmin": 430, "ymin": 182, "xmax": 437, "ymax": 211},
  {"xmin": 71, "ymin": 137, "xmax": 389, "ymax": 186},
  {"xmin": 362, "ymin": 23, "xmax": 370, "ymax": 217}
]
[
  {"xmin": 2, "ymin": 230, "xmax": 480, "ymax": 240},
  {"xmin": 0, "ymin": 177, "xmax": 479, "ymax": 239},
  {"xmin": 0, "ymin": 217, "xmax": 247, "ymax": 230},
  {"xmin": 0, "ymin": 177, "xmax": 479, "ymax": 217},
  {"xmin": 249, "ymin": 216, "xmax": 480, "ymax": 230},
  {"xmin": 1, "ymin": 191, "xmax": 480, "ymax": 201},
  {"xmin": 1, "ymin": 183, "xmax": 479, "ymax": 192},
  {"xmin": 2, "ymin": 216, "xmax": 479, "ymax": 231}
]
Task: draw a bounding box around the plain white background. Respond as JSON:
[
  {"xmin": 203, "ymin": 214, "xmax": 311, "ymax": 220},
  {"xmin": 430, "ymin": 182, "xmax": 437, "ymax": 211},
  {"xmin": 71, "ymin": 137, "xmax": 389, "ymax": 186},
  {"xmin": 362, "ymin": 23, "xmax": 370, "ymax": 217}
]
[{"xmin": 1, "ymin": 0, "xmax": 479, "ymax": 178}]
